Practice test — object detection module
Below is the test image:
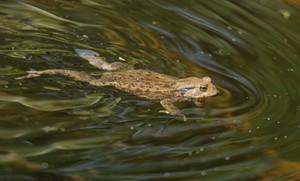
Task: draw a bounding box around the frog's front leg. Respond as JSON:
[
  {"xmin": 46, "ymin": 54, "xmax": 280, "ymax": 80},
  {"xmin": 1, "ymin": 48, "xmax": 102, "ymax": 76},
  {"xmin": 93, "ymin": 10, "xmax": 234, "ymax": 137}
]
[
  {"xmin": 193, "ymin": 98, "xmax": 205, "ymax": 107},
  {"xmin": 160, "ymin": 99, "xmax": 187, "ymax": 122},
  {"xmin": 16, "ymin": 69, "xmax": 106, "ymax": 87}
]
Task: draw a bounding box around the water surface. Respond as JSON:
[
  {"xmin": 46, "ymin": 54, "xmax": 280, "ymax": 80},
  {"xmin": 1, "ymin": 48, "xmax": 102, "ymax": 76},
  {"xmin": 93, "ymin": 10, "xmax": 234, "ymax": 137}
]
[{"xmin": 0, "ymin": 0, "xmax": 300, "ymax": 180}]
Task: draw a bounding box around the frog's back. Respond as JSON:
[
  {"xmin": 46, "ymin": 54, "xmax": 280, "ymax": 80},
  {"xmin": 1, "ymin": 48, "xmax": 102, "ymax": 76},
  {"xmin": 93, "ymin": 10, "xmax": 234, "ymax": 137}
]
[{"xmin": 100, "ymin": 69, "xmax": 179, "ymax": 100}]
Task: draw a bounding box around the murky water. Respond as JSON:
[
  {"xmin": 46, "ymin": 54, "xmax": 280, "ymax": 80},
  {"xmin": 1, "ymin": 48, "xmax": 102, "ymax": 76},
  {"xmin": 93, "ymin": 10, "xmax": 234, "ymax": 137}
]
[{"xmin": 1, "ymin": 0, "xmax": 300, "ymax": 180}]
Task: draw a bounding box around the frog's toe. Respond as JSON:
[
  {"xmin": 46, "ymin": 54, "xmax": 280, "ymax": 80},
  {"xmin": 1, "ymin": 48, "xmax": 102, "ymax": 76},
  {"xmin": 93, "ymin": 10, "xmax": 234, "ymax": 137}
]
[
  {"xmin": 16, "ymin": 71, "xmax": 43, "ymax": 80},
  {"xmin": 159, "ymin": 110, "xmax": 187, "ymax": 122},
  {"xmin": 159, "ymin": 110, "xmax": 170, "ymax": 114},
  {"xmin": 176, "ymin": 112, "xmax": 187, "ymax": 122},
  {"xmin": 26, "ymin": 70, "xmax": 39, "ymax": 74},
  {"xmin": 25, "ymin": 71, "xmax": 43, "ymax": 77},
  {"xmin": 159, "ymin": 109, "xmax": 178, "ymax": 115},
  {"xmin": 181, "ymin": 113, "xmax": 187, "ymax": 122}
]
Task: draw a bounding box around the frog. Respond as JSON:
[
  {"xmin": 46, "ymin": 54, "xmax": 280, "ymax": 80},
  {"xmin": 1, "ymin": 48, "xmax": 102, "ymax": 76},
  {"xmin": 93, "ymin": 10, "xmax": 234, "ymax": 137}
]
[{"xmin": 16, "ymin": 49, "xmax": 217, "ymax": 121}]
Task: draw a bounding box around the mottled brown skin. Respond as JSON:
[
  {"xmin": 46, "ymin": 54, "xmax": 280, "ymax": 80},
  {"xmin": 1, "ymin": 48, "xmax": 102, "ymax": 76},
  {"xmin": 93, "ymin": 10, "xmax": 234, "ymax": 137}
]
[{"xmin": 17, "ymin": 52, "xmax": 217, "ymax": 121}]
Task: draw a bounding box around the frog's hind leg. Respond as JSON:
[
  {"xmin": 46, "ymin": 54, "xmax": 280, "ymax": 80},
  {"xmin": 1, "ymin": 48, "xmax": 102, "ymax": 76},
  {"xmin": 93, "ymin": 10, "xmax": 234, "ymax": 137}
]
[
  {"xmin": 16, "ymin": 69, "xmax": 107, "ymax": 87},
  {"xmin": 76, "ymin": 49, "xmax": 128, "ymax": 71}
]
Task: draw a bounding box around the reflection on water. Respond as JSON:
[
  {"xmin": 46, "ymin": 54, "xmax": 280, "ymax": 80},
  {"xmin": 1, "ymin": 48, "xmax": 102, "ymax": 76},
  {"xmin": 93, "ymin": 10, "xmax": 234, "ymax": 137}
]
[{"xmin": 0, "ymin": 0, "xmax": 300, "ymax": 180}]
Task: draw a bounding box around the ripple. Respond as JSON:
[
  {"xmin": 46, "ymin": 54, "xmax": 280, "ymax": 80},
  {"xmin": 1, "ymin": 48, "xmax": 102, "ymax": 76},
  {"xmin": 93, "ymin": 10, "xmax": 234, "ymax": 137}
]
[
  {"xmin": 0, "ymin": 0, "xmax": 300, "ymax": 180},
  {"xmin": 0, "ymin": 92, "xmax": 102, "ymax": 111}
]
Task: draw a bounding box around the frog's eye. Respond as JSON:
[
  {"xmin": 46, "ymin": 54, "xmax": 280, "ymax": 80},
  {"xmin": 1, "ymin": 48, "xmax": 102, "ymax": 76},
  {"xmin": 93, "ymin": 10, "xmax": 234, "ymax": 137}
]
[{"xmin": 200, "ymin": 85, "xmax": 207, "ymax": 92}]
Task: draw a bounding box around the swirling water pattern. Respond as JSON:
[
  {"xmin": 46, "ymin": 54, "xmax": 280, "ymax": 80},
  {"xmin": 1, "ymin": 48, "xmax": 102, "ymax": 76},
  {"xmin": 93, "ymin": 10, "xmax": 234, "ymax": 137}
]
[{"xmin": 0, "ymin": 0, "xmax": 299, "ymax": 180}]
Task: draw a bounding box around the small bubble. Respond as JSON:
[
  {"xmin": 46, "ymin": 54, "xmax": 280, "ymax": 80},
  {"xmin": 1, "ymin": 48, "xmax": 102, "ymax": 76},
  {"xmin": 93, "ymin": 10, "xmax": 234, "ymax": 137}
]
[
  {"xmin": 284, "ymin": 136, "xmax": 288, "ymax": 139},
  {"xmin": 227, "ymin": 26, "xmax": 233, "ymax": 30},
  {"xmin": 82, "ymin": 34, "xmax": 88, "ymax": 39},
  {"xmin": 164, "ymin": 172, "xmax": 170, "ymax": 177},
  {"xmin": 199, "ymin": 148, "xmax": 204, "ymax": 152},
  {"xmin": 201, "ymin": 171, "xmax": 207, "ymax": 176},
  {"xmin": 41, "ymin": 162, "xmax": 49, "ymax": 169},
  {"xmin": 277, "ymin": 121, "xmax": 281, "ymax": 124},
  {"xmin": 130, "ymin": 126, "xmax": 134, "ymax": 130},
  {"xmin": 152, "ymin": 21, "xmax": 157, "ymax": 25},
  {"xmin": 215, "ymin": 49, "xmax": 227, "ymax": 56},
  {"xmin": 274, "ymin": 137, "xmax": 278, "ymax": 140},
  {"xmin": 256, "ymin": 126, "xmax": 260, "ymax": 129},
  {"xmin": 42, "ymin": 126, "xmax": 51, "ymax": 133},
  {"xmin": 267, "ymin": 117, "xmax": 271, "ymax": 120},
  {"xmin": 225, "ymin": 156, "xmax": 230, "ymax": 160}
]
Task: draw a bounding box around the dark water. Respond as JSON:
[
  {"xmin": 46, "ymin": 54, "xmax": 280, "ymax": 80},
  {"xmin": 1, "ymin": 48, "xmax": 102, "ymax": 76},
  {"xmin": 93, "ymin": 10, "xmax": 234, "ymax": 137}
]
[{"xmin": 1, "ymin": 0, "xmax": 300, "ymax": 180}]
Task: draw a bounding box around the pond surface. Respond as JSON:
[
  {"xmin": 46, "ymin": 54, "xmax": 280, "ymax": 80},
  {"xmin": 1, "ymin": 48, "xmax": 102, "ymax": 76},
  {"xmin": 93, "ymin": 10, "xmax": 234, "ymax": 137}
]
[{"xmin": 1, "ymin": 0, "xmax": 300, "ymax": 180}]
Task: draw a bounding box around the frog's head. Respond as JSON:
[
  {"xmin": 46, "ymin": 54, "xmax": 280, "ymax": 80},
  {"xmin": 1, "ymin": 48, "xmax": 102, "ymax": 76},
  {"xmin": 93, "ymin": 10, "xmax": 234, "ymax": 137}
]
[{"xmin": 177, "ymin": 76, "xmax": 217, "ymax": 99}]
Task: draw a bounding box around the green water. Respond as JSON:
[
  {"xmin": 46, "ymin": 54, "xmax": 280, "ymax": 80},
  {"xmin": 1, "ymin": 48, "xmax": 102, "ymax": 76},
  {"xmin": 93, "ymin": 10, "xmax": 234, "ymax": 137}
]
[{"xmin": 0, "ymin": 0, "xmax": 300, "ymax": 180}]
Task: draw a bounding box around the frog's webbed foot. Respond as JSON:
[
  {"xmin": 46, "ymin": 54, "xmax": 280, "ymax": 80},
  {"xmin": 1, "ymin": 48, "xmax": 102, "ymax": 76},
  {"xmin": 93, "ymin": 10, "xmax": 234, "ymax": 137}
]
[
  {"xmin": 160, "ymin": 99, "xmax": 187, "ymax": 122},
  {"xmin": 159, "ymin": 110, "xmax": 187, "ymax": 122}
]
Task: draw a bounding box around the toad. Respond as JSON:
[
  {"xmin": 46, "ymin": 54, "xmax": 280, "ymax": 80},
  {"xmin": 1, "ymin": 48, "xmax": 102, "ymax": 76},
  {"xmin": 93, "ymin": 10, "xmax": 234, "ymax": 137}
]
[{"xmin": 17, "ymin": 50, "xmax": 217, "ymax": 121}]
